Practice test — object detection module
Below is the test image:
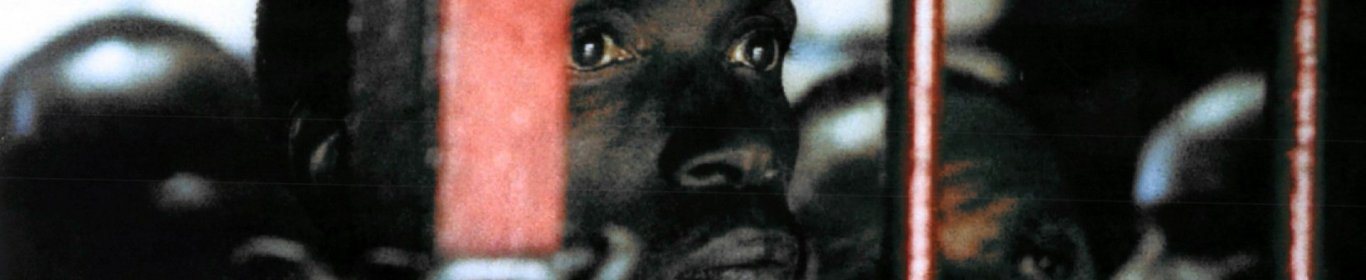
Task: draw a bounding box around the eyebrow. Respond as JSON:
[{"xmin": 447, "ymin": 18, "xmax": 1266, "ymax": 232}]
[
  {"xmin": 572, "ymin": 0, "xmax": 627, "ymax": 17},
  {"xmin": 572, "ymin": 2, "xmax": 602, "ymax": 16}
]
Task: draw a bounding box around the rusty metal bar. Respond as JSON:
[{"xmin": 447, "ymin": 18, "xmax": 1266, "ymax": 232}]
[
  {"xmin": 907, "ymin": 0, "xmax": 943, "ymax": 279},
  {"xmin": 435, "ymin": 0, "xmax": 571, "ymax": 261},
  {"xmin": 1289, "ymin": 0, "xmax": 1320, "ymax": 279}
]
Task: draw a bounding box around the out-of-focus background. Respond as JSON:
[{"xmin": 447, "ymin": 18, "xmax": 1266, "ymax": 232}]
[
  {"xmin": 1, "ymin": 0, "xmax": 1361, "ymax": 279},
  {"xmin": 0, "ymin": 0, "xmax": 257, "ymax": 79},
  {"xmin": 785, "ymin": 0, "xmax": 889, "ymax": 103}
]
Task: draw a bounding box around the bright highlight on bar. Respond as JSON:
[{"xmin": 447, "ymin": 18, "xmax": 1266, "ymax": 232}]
[
  {"xmin": 907, "ymin": 0, "xmax": 942, "ymax": 279},
  {"xmin": 1289, "ymin": 0, "xmax": 1319, "ymax": 279}
]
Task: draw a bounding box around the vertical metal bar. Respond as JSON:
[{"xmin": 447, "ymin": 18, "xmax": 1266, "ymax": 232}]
[
  {"xmin": 436, "ymin": 0, "xmax": 571, "ymax": 261},
  {"xmin": 907, "ymin": 0, "xmax": 943, "ymax": 279},
  {"xmin": 1289, "ymin": 0, "xmax": 1320, "ymax": 279}
]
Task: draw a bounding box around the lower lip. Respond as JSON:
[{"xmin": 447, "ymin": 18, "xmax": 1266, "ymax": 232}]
[
  {"xmin": 674, "ymin": 243, "xmax": 798, "ymax": 279},
  {"xmin": 672, "ymin": 228, "xmax": 800, "ymax": 278},
  {"xmin": 677, "ymin": 266, "xmax": 792, "ymax": 280}
]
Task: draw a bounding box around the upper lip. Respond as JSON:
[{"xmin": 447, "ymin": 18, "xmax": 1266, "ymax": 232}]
[{"xmin": 672, "ymin": 227, "xmax": 799, "ymax": 274}]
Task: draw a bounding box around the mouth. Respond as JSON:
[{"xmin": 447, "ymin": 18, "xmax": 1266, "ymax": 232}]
[{"xmin": 671, "ymin": 228, "xmax": 800, "ymax": 280}]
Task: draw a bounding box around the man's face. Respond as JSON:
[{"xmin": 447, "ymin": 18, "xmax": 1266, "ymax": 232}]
[{"xmin": 564, "ymin": 0, "xmax": 801, "ymax": 279}]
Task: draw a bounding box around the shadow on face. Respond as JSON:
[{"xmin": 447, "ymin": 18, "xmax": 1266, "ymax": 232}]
[{"xmin": 562, "ymin": 0, "xmax": 802, "ymax": 279}]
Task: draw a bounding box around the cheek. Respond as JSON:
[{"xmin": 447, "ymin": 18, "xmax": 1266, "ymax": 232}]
[
  {"xmin": 567, "ymin": 93, "xmax": 671, "ymax": 196},
  {"xmin": 565, "ymin": 102, "xmax": 676, "ymax": 242}
]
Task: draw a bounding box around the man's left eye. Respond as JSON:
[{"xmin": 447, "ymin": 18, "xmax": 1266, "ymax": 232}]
[{"xmin": 727, "ymin": 30, "xmax": 782, "ymax": 71}]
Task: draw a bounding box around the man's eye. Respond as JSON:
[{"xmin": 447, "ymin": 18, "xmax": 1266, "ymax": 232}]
[
  {"xmin": 727, "ymin": 30, "xmax": 782, "ymax": 71},
  {"xmin": 570, "ymin": 28, "xmax": 632, "ymax": 70}
]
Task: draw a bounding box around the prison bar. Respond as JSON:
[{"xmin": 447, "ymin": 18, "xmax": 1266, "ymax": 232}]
[
  {"xmin": 906, "ymin": 0, "xmax": 943, "ymax": 279},
  {"xmin": 435, "ymin": 0, "xmax": 572, "ymax": 267},
  {"xmin": 428, "ymin": 0, "xmax": 1328, "ymax": 279},
  {"xmin": 433, "ymin": 0, "xmax": 948, "ymax": 278},
  {"xmin": 1289, "ymin": 0, "xmax": 1320, "ymax": 279}
]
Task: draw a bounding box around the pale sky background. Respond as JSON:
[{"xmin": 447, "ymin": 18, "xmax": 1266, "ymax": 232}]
[{"xmin": 785, "ymin": 0, "xmax": 890, "ymax": 102}]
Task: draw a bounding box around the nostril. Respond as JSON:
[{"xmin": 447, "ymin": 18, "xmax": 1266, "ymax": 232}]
[
  {"xmin": 680, "ymin": 162, "xmax": 744, "ymax": 188},
  {"xmin": 674, "ymin": 147, "xmax": 781, "ymax": 189}
]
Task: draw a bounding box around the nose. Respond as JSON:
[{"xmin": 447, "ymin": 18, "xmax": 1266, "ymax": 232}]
[
  {"xmin": 673, "ymin": 141, "xmax": 784, "ymax": 189},
  {"xmin": 656, "ymin": 55, "xmax": 796, "ymax": 191}
]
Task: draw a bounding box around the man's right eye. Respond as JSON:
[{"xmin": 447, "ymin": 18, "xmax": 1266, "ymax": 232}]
[{"xmin": 570, "ymin": 28, "xmax": 633, "ymax": 70}]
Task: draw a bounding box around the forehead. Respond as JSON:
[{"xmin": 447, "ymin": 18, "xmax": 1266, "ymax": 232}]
[{"xmin": 572, "ymin": 0, "xmax": 795, "ymax": 30}]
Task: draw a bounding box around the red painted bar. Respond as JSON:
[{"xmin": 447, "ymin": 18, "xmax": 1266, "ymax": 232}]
[
  {"xmin": 1289, "ymin": 0, "xmax": 1319, "ymax": 279},
  {"xmin": 436, "ymin": 0, "xmax": 572, "ymax": 259},
  {"xmin": 907, "ymin": 0, "xmax": 942, "ymax": 279}
]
